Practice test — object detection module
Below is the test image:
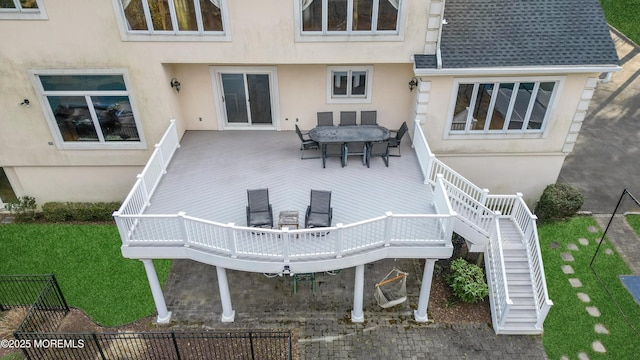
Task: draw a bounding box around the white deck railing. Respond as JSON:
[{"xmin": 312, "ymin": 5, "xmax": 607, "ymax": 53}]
[
  {"xmin": 485, "ymin": 216, "xmax": 513, "ymax": 328},
  {"xmin": 118, "ymin": 211, "xmax": 454, "ymax": 262},
  {"xmin": 413, "ymin": 121, "xmax": 488, "ymax": 203},
  {"xmin": 485, "ymin": 194, "xmax": 553, "ymax": 328},
  {"xmin": 115, "ymin": 120, "xmax": 180, "ymax": 238},
  {"xmin": 114, "ymin": 119, "xmax": 551, "ymax": 331},
  {"xmin": 114, "ymin": 121, "xmax": 455, "ymax": 264},
  {"xmin": 411, "ymin": 119, "xmax": 551, "ymax": 331}
]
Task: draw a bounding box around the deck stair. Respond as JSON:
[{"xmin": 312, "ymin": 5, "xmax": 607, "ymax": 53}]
[{"xmin": 497, "ymin": 218, "xmax": 539, "ymax": 333}]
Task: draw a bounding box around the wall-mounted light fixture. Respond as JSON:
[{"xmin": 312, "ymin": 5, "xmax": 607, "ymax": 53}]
[
  {"xmin": 408, "ymin": 77, "xmax": 418, "ymax": 92},
  {"xmin": 170, "ymin": 78, "xmax": 181, "ymax": 93},
  {"xmin": 20, "ymin": 99, "xmax": 30, "ymax": 108}
]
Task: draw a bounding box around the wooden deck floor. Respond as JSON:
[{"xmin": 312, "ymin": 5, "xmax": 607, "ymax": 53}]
[{"xmin": 145, "ymin": 130, "xmax": 435, "ymax": 226}]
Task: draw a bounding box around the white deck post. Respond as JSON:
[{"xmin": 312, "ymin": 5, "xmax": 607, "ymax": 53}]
[
  {"xmin": 141, "ymin": 259, "xmax": 171, "ymax": 324},
  {"xmin": 351, "ymin": 264, "xmax": 365, "ymax": 323},
  {"xmin": 414, "ymin": 259, "xmax": 436, "ymax": 322},
  {"xmin": 216, "ymin": 266, "xmax": 236, "ymax": 322}
]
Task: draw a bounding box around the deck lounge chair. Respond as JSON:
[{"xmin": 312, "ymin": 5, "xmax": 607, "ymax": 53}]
[{"xmin": 246, "ymin": 188, "xmax": 273, "ymax": 228}]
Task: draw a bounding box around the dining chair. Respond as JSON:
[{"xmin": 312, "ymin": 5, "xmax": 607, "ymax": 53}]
[
  {"xmin": 295, "ymin": 124, "xmax": 320, "ymax": 159},
  {"xmin": 361, "ymin": 111, "xmax": 377, "ymax": 125},
  {"xmin": 389, "ymin": 121, "xmax": 408, "ymax": 157},
  {"xmin": 345, "ymin": 141, "xmax": 367, "ymax": 166},
  {"xmin": 317, "ymin": 112, "xmax": 334, "ymax": 126},
  {"xmin": 339, "ymin": 111, "xmax": 357, "ymax": 126},
  {"xmin": 322, "ymin": 143, "xmax": 345, "ymax": 168},
  {"xmin": 366, "ymin": 141, "xmax": 390, "ymax": 168},
  {"xmin": 246, "ymin": 188, "xmax": 273, "ymax": 228}
]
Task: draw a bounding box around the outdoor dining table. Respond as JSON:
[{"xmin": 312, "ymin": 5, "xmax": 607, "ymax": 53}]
[{"xmin": 308, "ymin": 125, "xmax": 389, "ymax": 144}]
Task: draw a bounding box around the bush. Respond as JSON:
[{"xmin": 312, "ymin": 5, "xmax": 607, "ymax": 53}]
[
  {"xmin": 42, "ymin": 202, "xmax": 120, "ymax": 222},
  {"xmin": 534, "ymin": 183, "xmax": 584, "ymax": 222},
  {"xmin": 5, "ymin": 196, "xmax": 37, "ymax": 222},
  {"xmin": 446, "ymin": 258, "xmax": 489, "ymax": 303}
]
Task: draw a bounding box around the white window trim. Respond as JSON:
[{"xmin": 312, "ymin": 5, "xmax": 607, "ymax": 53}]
[
  {"xmin": 294, "ymin": 0, "xmax": 406, "ymax": 42},
  {"xmin": 444, "ymin": 76, "xmax": 565, "ymax": 140},
  {"xmin": 0, "ymin": 0, "xmax": 47, "ymax": 20},
  {"xmin": 111, "ymin": 0, "xmax": 231, "ymax": 42},
  {"xmin": 30, "ymin": 69, "xmax": 147, "ymax": 150},
  {"xmin": 327, "ymin": 66, "xmax": 373, "ymax": 104}
]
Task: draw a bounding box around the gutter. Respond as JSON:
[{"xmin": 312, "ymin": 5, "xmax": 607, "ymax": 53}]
[{"xmin": 414, "ymin": 65, "xmax": 622, "ymax": 77}]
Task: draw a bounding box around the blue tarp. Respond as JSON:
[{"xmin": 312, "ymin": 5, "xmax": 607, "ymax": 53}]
[{"xmin": 619, "ymin": 275, "xmax": 640, "ymax": 306}]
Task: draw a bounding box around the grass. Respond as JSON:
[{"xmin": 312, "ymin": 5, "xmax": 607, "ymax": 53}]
[
  {"xmin": 0, "ymin": 224, "xmax": 172, "ymax": 327},
  {"xmin": 601, "ymin": 0, "xmax": 640, "ymax": 45},
  {"xmin": 625, "ymin": 214, "xmax": 640, "ymax": 234},
  {"xmin": 538, "ymin": 216, "xmax": 640, "ymax": 359}
]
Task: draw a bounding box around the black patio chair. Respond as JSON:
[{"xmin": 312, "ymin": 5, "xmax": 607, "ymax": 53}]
[
  {"xmin": 305, "ymin": 190, "xmax": 333, "ymax": 228},
  {"xmin": 367, "ymin": 141, "xmax": 390, "ymax": 168},
  {"xmin": 361, "ymin": 111, "xmax": 377, "ymax": 125},
  {"xmin": 295, "ymin": 124, "xmax": 320, "ymax": 159},
  {"xmin": 339, "ymin": 111, "xmax": 357, "ymax": 126},
  {"xmin": 317, "ymin": 112, "xmax": 334, "ymax": 126},
  {"xmin": 322, "ymin": 143, "xmax": 345, "ymax": 168},
  {"xmin": 345, "ymin": 141, "xmax": 367, "ymax": 166},
  {"xmin": 388, "ymin": 121, "xmax": 408, "ymax": 157},
  {"xmin": 246, "ymin": 189, "xmax": 273, "ymax": 228}
]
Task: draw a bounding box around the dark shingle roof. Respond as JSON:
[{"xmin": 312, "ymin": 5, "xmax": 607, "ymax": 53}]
[{"xmin": 415, "ymin": 0, "xmax": 619, "ymax": 69}]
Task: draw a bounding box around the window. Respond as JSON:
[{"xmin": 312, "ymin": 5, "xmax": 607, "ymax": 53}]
[
  {"xmin": 449, "ymin": 79, "xmax": 559, "ymax": 134},
  {"xmin": 300, "ymin": 0, "xmax": 401, "ymax": 37},
  {"xmin": 33, "ymin": 71, "xmax": 146, "ymax": 149},
  {"xmin": 0, "ymin": 0, "xmax": 47, "ymax": 20},
  {"xmin": 114, "ymin": 0, "xmax": 229, "ymax": 41},
  {"xmin": 327, "ymin": 66, "xmax": 373, "ymax": 103}
]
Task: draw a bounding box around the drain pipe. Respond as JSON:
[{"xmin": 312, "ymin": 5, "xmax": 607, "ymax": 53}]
[{"xmin": 436, "ymin": 0, "xmax": 447, "ymax": 69}]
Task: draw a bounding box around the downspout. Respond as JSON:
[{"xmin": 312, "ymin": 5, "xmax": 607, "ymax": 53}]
[{"xmin": 436, "ymin": 0, "xmax": 446, "ymax": 69}]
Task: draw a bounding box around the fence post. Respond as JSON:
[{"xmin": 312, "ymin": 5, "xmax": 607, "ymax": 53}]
[
  {"xmin": 171, "ymin": 331, "xmax": 182, "ymax": 360},
  {"xmin": 92, "ymin": 333, "xmax": 106, "ymax": 360},
  {"xmin": 335, "ymin": 224, "xmax": 344, "ymax": 258},
  {"xmin": 51, "ymin": 275, "xmax": 70, "ymax": 312},
  {"xmin": 178, "ymin": 212, "xmax": 189, "ymax": 246},
  {"xmin": 249, "ymin": 331, "xmax": 255, "ymax": 360},
  {"xmin": 227, "ymin": 223, "xmax": 237, "ymax": 258},
  {"xmin": 384, "ymin": 212, "xmax": 393, "ymax": 246},
  {"xmin": 480, "ymin": 188, "xmax": 490, "ymax": 205},
  {"xmin": 282, "ymin": 228, "xmax": 291, "ymax": 262}
]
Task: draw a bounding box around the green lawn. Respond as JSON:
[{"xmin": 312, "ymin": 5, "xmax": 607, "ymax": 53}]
[
  {"xmin": 538, "ymin": 216, "xmax": 640, "ymax": 359},
  {"xmin": 0, "ymin": 224, "xmax": 172, "ymax": 327},
  {"xmin": 601, "ymin": 0, "xmax": 640, "ymax": 45}
]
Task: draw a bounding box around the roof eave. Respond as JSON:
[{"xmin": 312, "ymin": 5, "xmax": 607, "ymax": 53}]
[{"xmin": 413, "ymin": 64, "xmax": 622, "ymax": 77}]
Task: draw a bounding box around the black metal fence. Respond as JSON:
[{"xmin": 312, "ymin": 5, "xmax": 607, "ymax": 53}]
[
  {"xmin": 15, "ymin": 330, "xmax": 292, "ymax": 360},
  {"xmin": 0, "ymin": 274, "xmax": 69, "ymax": 333},
  {"xmin": 2, "ymin": 274, "xmax": 292, "ymax": 359}
]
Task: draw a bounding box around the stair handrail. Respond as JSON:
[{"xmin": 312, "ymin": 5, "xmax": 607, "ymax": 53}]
[
  {"xmin": 439, "ymin": 177, "xmax": 494, "ymax": 238},
  {"xmin": 486, "ymin": 193, "xmax": 553, "ymax": 328},
  {"xmin": 486, "ymin": 213, "xmax": 513, "ymax": 329},
  {"xmin": 512, "ymin": 194, "xmax": 553, "ymax": 328},
  {"xmin": 412, "ymin": 120, "xmax": 488, "ymax": 203}
]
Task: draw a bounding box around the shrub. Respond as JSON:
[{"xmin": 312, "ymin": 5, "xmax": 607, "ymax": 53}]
[
  {"xmin": 534, "ymin": 183, "xmax": 584, "ymax": 222},
  {"xmin": 5, "ymin": 196, "xmax": 37, "ymax": 222},
  {"xmin": 42, "ymin": 202, "xmax": 120, "ymax": 222},
  {"xmin": 446, "ymin": 258, "xmax": 489, "ymax": 303}
]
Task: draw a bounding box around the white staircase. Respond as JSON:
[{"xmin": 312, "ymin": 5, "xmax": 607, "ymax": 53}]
[{"xmin": 498, "ymin": 218, "xmax": 539, "ymax": 333}]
